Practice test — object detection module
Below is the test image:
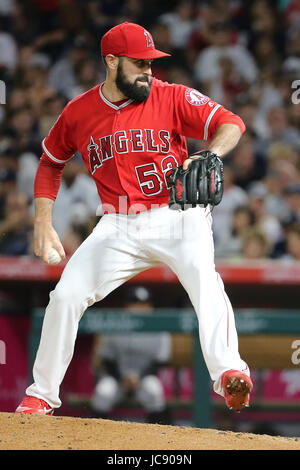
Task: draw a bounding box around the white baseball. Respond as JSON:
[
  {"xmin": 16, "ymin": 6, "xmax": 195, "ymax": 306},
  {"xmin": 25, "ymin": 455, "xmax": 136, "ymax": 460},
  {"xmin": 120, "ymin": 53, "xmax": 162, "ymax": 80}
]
[{"xmin": 48, "ymin": 248, "xmax": 62, "ymax": 265}]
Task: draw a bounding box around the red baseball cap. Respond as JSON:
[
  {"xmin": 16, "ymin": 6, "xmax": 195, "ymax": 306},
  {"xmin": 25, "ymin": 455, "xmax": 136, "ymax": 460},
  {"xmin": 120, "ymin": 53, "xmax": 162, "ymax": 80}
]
[{"xmin": 101, "ymin": 22, "xmax": 171, "ymax": 59}]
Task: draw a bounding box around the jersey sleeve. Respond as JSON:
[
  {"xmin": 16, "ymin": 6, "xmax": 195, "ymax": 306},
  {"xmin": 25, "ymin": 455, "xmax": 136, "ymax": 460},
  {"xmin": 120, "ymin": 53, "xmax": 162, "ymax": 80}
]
[
  {"xmin": 34, "ymin": 153, "xmax": 64, "ymax": 200},
  {"xmin": 41, "ymin": 104, "xmax": 77, "ymax": 164},
  {"xmin": 173, "ymin": 84, "xmax": 245, "ymax": 141}
]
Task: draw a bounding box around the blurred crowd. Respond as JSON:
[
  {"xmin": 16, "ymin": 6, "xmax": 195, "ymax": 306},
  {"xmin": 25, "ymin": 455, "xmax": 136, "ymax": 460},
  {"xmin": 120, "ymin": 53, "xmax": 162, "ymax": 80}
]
[{"xmin": 0, "ymin": 0, "xmax": 299, "ymax": 262}]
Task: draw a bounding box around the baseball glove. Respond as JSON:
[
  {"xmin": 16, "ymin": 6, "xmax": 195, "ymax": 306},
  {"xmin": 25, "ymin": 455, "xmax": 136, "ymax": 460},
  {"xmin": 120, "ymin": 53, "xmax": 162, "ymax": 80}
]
[{"xmin": 168, "ymin": 150, "xmax": 224, "ymax": 209}]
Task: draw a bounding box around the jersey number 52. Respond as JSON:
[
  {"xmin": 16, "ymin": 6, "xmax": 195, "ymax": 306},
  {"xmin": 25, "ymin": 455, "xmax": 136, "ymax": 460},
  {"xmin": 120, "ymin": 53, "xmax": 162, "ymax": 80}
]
[{"xmin": 135, "ymin": 156, "xmax": 178, "ymax": 196}]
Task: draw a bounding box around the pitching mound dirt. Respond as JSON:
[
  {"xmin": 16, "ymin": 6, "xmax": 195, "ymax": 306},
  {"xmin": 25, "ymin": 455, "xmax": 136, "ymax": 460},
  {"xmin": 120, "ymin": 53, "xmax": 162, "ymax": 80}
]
[{"xmin": 0, "ymin": 412, "xmax": 299, "ymax": 450}]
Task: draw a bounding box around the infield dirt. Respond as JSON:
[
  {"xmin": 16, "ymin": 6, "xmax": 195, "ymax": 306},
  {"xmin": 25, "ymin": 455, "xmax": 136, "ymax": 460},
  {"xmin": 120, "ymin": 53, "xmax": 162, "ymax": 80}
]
[{"xmin": 0, "ymin": 412, "xmax": 299, "ymax": 450}]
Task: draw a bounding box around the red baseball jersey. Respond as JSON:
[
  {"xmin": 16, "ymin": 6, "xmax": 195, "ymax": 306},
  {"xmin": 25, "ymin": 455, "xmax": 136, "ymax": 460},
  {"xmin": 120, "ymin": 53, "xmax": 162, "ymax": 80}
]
[{"xmin": 37, "ymin": 77, "xmax": 245, "ymax": 214}]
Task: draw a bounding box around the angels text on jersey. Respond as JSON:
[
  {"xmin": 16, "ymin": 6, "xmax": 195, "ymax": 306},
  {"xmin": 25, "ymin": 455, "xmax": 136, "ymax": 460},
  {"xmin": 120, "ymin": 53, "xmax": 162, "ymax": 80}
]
[{"xmin": 87, "ymin": 128, "xmax": 171, "ymax": 175}]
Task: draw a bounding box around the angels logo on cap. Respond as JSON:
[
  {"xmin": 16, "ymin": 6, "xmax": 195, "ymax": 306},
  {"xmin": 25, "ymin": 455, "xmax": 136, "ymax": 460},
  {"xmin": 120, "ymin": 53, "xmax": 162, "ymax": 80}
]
[
  {"xmin": 185, "ymin": 88, "xmax": 210, "ymax": 106},
  {"xmin": 144, "ymin": 30, "xmax": 154, "ymax": 48}
]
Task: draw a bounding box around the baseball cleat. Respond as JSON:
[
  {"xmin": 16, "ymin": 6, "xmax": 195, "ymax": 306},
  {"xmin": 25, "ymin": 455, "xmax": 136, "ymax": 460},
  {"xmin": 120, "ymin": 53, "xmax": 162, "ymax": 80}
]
[
  {"xmin": 221, "ymin": 370, "xmax": 253, "ymax": 412},
  {"xmin": 15, "ymin": 396, "xmax": 54, "ymax": 415}
]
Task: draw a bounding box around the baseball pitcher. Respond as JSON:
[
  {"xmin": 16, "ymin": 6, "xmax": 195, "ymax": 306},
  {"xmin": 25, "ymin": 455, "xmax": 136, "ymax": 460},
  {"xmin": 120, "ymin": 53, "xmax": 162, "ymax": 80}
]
[{"xmin": 16, "ymin": 22, "xmax": 253, "ymax": 416}]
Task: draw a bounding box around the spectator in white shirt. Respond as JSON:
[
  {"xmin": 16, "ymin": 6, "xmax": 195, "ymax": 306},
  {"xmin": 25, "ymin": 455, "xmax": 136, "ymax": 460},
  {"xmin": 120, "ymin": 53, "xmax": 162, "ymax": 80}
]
[
  {"xmin": 0, "ymin": 20, "xmax": 18, "ymax": 73},
  {"xmin": 158, "ymin": 0, "xmax": 196, "ymax": 50},
  {"xmin": 194, "ymin": 22, "xmax": 258, "ymax": 98},
  {"xmin": 48, "ymin": 35, "xmax": 91, "ymax": 99},
  {"xmin": 213, "ymin": 165, "xmax": 249, "ymax": 251}
]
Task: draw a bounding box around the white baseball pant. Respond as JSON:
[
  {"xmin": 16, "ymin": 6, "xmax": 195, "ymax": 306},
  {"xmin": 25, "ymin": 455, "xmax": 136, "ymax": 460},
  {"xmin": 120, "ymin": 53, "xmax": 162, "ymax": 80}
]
[{"xmin": 26, "ymin": 205, "xmax": 249, "ymax": 408}]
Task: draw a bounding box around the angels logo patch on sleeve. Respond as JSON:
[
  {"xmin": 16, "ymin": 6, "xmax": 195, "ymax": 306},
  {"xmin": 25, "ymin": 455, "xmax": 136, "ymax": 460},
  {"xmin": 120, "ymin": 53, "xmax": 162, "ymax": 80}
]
[{"xmin": 185, "ymin": 88, "xmax": 210, "ymax": 106}]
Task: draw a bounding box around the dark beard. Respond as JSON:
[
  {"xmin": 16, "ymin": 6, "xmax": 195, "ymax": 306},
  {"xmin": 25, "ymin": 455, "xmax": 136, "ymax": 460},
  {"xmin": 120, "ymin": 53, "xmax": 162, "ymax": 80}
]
[{"xmin": 116, "ymin": 62, "xmax": 151, "ymax": 102}]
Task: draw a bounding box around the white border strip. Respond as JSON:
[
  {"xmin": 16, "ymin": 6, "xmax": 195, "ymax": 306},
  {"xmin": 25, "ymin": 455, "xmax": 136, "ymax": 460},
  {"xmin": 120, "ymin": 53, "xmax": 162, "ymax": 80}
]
[
  {"xmin": 203, "ymin": 104, "xmax": 221, "ymax": 140},
  {"xmin": 42, "ymin": 138, "xmax": 73, "ymax": 164},
  {"xmin": 99, "ymin": 84, "xmax": 133, "ymax": 110}
]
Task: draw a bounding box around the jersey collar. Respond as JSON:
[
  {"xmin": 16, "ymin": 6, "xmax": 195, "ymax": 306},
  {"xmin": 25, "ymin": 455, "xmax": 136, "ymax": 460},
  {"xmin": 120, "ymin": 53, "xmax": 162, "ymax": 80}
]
[{"xmin": 99, "ymin": 83, "xmax": 133, "ymax": 110}]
